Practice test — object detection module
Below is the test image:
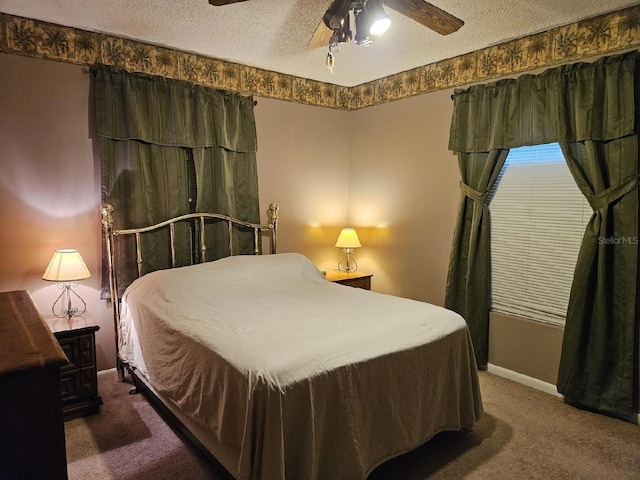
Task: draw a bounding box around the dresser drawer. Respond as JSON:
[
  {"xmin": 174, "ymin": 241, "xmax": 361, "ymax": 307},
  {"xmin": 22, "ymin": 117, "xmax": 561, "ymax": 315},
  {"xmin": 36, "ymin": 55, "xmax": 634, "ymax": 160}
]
[
  {"xmin": 78, "ymin": 333, "xmax": 96, "ymax": 366},
  {"xmin": 80, "ymin": 366, "xmax": 98, "ymax": 397},
  {"xmin": 60, "ymin": 371, "xmax": 81, "ymax": 403},
  {"xmin": 60, "ymin": 367, "xmax": 97, "ymax": 404},
  {"xmin": 57, "ymin": 333, "xmax": 96, "ymax": 370},
  {"xmin": 49, "ymin": 321, "xmax": 102, "ymax": 420}
]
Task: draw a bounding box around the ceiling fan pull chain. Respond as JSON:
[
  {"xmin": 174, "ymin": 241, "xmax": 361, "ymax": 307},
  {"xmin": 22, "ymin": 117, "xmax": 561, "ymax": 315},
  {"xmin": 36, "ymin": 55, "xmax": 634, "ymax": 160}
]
[{"xmin": 326, "ymin": 44, "xmax": 336, "ymax": 74}]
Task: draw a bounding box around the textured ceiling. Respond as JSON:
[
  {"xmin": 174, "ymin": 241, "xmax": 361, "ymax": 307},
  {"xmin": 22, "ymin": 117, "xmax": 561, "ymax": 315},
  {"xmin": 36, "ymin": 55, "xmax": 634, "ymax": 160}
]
[{"xmin": 0, "ymin": 0, "xmax": 638, "ymax": 86}]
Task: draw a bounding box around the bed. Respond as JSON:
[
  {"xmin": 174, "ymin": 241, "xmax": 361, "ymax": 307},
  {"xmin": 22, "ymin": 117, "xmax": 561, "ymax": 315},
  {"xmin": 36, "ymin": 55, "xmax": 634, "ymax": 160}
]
[{"xmin": 101, "ymin": 202, "xmax": 483, "ymax": 480}]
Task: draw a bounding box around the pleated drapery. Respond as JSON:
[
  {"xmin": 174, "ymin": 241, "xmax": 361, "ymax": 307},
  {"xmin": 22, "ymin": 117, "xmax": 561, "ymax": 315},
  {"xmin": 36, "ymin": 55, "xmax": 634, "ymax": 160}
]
[
  {"xmin": 445, "ymin": 149, "xmax": 509, "ymax": 366},
  {"xmin": 99, "ymin": 140, "xmax": 193, "ymax": 291},
  {"xmin": 448, "ymin": 53, "xmax": 635, "ymax": 153},
  {"xmin": 446, "ymin": 51, "xmax": 638, "ymax": 419},
  {"xmin": 193, "ymin": 146, "xmax": 260, "ymax": 260},
  {"xmin": 95, "ymin": 64, "xmax": 260, "ymax": 292},
  {"xmin": 557, "ymin": 138, "xmax": 638, "ymax": 420},
  {"xmin": 95, "ymin": 65, "xmax": 257, "ymax": 151}
]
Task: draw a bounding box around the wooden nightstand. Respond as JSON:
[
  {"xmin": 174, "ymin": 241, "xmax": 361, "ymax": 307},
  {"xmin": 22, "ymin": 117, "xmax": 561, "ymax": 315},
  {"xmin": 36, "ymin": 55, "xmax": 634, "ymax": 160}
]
[
  {"xmin": 47, "ymin": 316, "xmax": 103, "ymax": 421},
  {"xmin": 325, "ymin": 271, "xmax": 372, "ymax": 290}
]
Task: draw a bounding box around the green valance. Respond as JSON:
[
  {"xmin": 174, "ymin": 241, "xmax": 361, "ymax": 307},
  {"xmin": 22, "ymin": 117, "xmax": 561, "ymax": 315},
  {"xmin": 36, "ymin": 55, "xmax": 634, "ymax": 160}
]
[
  {"xmin": 448, "ymin": 52, "xmax": 637, "ymax": 153},
  {"xmin": 94, "ymin": 64, "xmax": 257, "ymax": 152}
]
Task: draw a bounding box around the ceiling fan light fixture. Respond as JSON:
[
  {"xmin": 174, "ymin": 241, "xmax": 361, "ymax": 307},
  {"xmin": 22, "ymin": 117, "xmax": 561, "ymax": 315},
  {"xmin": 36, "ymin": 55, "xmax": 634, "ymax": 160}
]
[
  {"xmin": 365, "ymin": 0, "xmax": 391, "ymax": 36},
  {"xmin": 354, "ymin": 7, "xmax": 374, "ymax": 46},
  {"xmin": 335, "ymin": 13, "xmax": 353, "ymax": 43},
  {"xmin": 323, "ymin": 0, "xmax": 353, "ymax": 31},
  {"xmin": 369, "ymin": 16, "xmax": 391, "ymax": 35}
]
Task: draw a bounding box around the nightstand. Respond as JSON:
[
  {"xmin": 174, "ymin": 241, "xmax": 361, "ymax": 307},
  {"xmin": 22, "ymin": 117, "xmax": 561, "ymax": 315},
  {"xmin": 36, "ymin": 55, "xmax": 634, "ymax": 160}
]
[
  {"xmin": 325, "ymin": 271, "xmax": 372, "ymax": 290},
  {"xmin": 47, "ymin": 316, "xmax": 103, "ymax": 421}
]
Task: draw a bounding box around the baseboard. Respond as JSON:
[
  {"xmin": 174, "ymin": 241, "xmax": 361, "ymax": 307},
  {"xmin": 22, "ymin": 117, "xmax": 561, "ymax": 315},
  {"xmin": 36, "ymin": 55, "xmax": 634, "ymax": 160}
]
[
  {"xmin": 486, "ymin": 363, "xmax": 640, "ymax": 424},
  {"xmin": 97, "ymin": 367, "xmax": 116, "ymax": 377},
  {"xmin": 487, "ymin": 363, "xmax": 563, "ymax": 398}
]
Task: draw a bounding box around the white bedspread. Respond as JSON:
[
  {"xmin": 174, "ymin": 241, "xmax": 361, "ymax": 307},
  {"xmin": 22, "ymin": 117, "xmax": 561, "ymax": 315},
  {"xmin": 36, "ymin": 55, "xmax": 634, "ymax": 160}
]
[{"xmin": 120, "ymin": 252, "xmax": 467, "ymax": 389}]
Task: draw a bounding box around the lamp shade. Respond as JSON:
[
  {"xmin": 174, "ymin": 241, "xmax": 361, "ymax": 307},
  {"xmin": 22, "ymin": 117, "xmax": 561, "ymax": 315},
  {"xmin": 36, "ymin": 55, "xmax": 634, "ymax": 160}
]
[
  {"xmin": 42, "ymin": 249, "xmax": 91, "ymax": 282},
  {"xmin": 335, "ymin": 228, "xmax": 362, "ymax": 248}
]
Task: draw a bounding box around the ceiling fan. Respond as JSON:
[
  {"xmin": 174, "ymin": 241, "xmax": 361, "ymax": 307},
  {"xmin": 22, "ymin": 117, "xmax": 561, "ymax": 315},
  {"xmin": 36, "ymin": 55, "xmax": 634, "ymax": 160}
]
[{"xmin": 209, "ymin": 1, "xmax": 464, "ymax": 48}]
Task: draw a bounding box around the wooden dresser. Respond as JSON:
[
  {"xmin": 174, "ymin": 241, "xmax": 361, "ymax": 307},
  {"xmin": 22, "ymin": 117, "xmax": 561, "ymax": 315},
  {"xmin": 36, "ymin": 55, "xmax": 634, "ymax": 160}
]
[{"xmin": 0, "ymin": 290, "xmax": 69, "ymax": 480}]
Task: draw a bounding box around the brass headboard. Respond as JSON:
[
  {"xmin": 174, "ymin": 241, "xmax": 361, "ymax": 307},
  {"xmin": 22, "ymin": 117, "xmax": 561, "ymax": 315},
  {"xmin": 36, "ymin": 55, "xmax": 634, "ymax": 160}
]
[{"xmin": 100, "ymin": 202, "xmax": 279, "ymax": 381}]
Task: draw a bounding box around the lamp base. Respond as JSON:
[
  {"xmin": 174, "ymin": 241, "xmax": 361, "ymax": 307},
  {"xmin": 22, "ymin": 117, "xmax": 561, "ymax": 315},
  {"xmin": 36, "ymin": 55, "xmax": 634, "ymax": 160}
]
[
  {"xmin": 337, "ymin": 248, "xmax": 358, "ymax": 273},
  {"xmin": 51, "ymin": 282, "xmax": 87, "ymax": 320}
]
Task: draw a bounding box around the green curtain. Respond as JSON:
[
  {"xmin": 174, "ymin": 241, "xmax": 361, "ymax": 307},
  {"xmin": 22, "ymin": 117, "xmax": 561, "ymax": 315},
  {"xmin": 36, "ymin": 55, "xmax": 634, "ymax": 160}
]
[
  {"xmin": 557, "ymin": 138, "xmax": 638, "ymax": 420},
  {"xmin": 95, "ymin": 64, "xmax": 259, "ymax": 292},
  {"xmin": 193, "ymin": 147, "xmax": 260, "ymax": 260},
  {"xmin": 449, "ymin": 53, "xmax": 636, "ymax": 153},
  {"xmin": 95, "ymin": 65, "xmax": 257, "ymax": 151},
  {"xmin": 100, "ymin": 140, "xmax": 192, "ymax": 291},
  {"xmin": 445, "ymin": 150, "xmax": 508, "ymax": 366},
  {"xmin": 447, "ymin": 51, "xmax": 638, "ymax": 418}
]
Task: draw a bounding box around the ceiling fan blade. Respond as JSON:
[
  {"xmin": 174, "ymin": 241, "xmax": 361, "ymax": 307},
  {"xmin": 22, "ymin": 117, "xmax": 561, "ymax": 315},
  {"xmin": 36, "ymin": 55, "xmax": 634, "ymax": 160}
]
[
  {"xmin": 208, "ymin": 0, "xmax": 249, "ymax": 5},
  {"xmin": 308, "ymin": 20, "xmax": 334, "ymax": 48},
  {"xmin": 385, "ymin": 0, "xmax": 464, "ymax": 35}
]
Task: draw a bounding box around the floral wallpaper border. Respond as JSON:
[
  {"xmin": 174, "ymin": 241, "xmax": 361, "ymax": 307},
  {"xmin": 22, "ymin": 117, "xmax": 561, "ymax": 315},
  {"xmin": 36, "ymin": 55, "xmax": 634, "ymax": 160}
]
[{"xmin": 1, "ymin": 6, "xmax": 640, "ymax": 110}]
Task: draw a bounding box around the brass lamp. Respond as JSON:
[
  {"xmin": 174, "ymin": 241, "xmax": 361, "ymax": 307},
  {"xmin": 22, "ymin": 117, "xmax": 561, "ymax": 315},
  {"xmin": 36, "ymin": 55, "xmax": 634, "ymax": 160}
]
[
  {"xmin": 43, "ymin": 249, "xmax": 91, "ymax": 320},
  {"xmin": 335, "ymin": 228, "xmax": 362, "ymax": 273}
]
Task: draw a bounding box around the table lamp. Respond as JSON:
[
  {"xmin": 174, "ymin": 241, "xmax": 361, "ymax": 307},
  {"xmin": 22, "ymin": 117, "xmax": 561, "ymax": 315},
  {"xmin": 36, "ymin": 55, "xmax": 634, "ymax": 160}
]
[
  {"xmin": 335, "ymin": 228, "xmax": 361, "ymax": 273},
  {"xmin": 42, "ymin": 249, "xmax": 91, "ymax": 320}
]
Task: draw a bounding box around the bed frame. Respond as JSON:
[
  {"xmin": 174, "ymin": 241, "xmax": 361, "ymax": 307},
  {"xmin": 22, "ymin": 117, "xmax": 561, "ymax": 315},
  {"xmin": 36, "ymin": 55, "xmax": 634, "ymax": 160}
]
[{"xmin": 100, "ymin": 202, "xmax": 280, "ymax": 382}]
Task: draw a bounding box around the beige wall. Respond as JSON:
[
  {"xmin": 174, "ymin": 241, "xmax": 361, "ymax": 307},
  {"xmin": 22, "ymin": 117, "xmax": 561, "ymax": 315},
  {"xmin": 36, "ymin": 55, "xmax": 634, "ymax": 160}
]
[
  {"xmin": 256, "ymin": 91, "xmax": 461, "ymax": 307},
  {"xmin": 489, "ymin": 312, "xmax": 564, "ymax": 385},
  {"xmin": 254, "ymin": 98, "xmax": 351, "ymax": 273},
  {"xmin": 0, "ymin": 54, "xmax": 114, "ymax": 369},
  {"xmin": 347, "ymin": 92, "xmax": 460, "ymax": 304}
]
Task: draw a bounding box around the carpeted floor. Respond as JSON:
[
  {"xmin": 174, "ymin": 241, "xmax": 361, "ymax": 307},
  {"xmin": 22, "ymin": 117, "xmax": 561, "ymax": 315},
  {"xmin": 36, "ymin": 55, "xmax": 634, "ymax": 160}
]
[{"xmin": 64, "ymin": 369, "xmax": 640, "ymax": 479}]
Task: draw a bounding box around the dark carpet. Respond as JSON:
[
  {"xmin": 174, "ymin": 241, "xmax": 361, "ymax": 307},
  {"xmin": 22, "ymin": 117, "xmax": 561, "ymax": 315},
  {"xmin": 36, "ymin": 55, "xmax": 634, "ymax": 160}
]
[{"xmin": 64, "ymin": 370, "xmax": 640, "ymax": 479}]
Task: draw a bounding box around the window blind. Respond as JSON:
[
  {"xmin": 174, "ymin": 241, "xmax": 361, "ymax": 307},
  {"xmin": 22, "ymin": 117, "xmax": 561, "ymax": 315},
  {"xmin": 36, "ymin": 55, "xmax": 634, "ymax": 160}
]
[{"xmin": 489, "ymin": 143, "xmax": 591, "ymax": 325}]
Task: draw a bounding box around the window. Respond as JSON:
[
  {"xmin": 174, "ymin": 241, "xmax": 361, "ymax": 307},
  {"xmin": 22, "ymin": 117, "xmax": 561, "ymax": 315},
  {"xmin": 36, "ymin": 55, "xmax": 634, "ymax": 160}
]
[{"xmin": 489, "ymin": 143, "xmax": 591, "ymax": 325}]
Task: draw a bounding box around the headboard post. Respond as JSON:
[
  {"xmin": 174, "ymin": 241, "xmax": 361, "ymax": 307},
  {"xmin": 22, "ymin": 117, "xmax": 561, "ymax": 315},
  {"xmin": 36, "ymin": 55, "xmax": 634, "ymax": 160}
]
[
  {"xmin": 268, "ymin": 203, "xmax": 279, "ymax": 254},
  {"xmin": 100, "ymin": 203, "xmax": 125, "ymax": 382}
]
